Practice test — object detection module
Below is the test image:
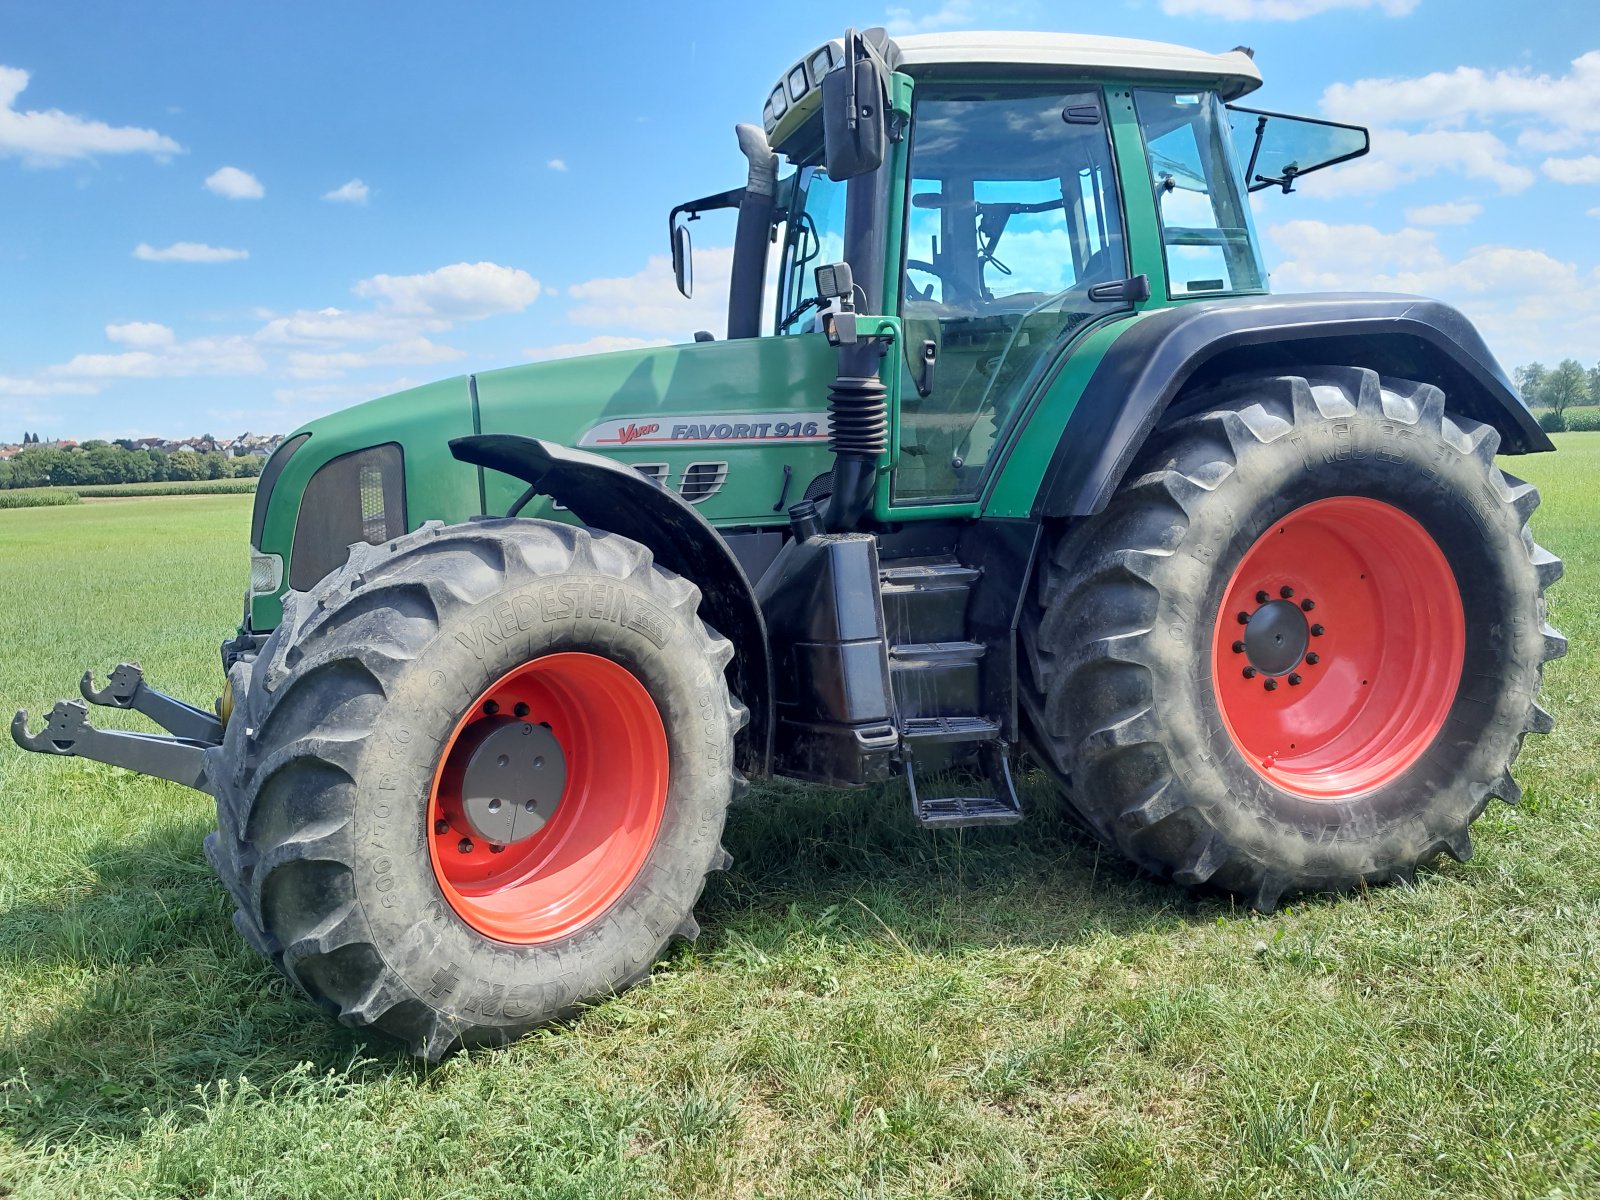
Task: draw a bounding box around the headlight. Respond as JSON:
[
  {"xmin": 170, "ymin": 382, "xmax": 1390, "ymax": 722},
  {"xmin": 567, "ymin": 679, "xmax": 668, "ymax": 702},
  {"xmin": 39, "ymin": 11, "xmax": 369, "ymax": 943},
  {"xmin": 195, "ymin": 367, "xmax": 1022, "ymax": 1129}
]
[
  {"xmin": 249, "ymin": 551, "xmax": 284, "ymax": 597},
  {"xmin": 288, "ymin": 443, "xmax": 407, "ymax": 590}
]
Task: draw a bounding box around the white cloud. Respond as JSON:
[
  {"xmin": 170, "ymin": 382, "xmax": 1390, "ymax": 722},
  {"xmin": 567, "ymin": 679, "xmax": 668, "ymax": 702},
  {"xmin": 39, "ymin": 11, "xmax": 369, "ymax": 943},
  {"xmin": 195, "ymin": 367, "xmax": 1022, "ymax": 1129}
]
[
  {"xmin": 204, "ymin": 165, "xmax": 263, "ymax": 199},
  {"xmin": 523, "ymin": 335, "xmax": 671, "ymax": 362},
  {"xmin": 546, "ymin": 158, "xmax": 567, "ymax": 172},
  {"xmin": 1542, "ymin": 155, "xmax": 1600, "ymax": 184},
  {"xmin": 0, "ymin": 375, "xmax": 97, "ymax": 396},
  {"xmin": 285, "ymin": 337, "xmax": 463, "ymax": 380},
  {"xmin": 133, "ymin": 241, "xmax": 248, "ymax": 263},
  {"xmin": 1264, "ymin": 219, "xmax": 1600, "ymax": 366},
  {"xmin": 105, "ymin": 321, "xmax": 176, "ymax": 348},
  {"xmin": 1589, "ymin": 206, "xmax": 1600, "ymax": 219},
  {"xmin": 565, "ymin": 247, "xmax": 732, "ymax": 337},
  {"xmin": 48, "ymin": 333, "xmax": 266, "ymax": 380},
  {"xmin": 0, "ymin": 64, "xmax": 182, "ymax": 165},
  {"xmin": 886, "ymin": 0, "xmax": 1036, "ymax": 34},
  {"xmin": 352, "ymin": 261, "xmax": 540, "ymax": 318},
  {"xmin": 1298, "ymin": 128, "xmax": 1533, "ymax": 196},
  {"xmin": 322, "ymin": 178, "xmax": 369, "ymax": 204},
  {"xmin": 1322, "ymin": 52, "xmax": 1600, "ymax": 136},
  {"xmin": 1160, "ymin": 0, "xmax": 1415, "ymax": 16},
  {"xmin": 1404, "ymin": 200, "xmax": 1483, "ymax": 225}
]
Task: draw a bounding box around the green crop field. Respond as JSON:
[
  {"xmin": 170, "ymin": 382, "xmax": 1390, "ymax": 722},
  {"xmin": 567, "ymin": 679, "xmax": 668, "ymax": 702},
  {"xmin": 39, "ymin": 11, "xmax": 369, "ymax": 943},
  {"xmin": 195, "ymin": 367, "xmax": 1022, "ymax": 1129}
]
[{"xmin": 0, "ymin": 443, "xmax": 1595, "ymax": 1199}]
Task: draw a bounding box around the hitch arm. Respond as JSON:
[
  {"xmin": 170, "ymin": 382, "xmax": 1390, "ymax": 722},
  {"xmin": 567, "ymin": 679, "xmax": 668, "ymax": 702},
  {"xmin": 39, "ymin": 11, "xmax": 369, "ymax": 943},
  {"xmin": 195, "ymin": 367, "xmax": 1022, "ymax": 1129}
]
[
  {"xmin": 80, "ymin": 662, "xmax": 223, "ymax": 744},
  {"xmin": 12, "ymin": 700, "xmax": 212, "ymax": 792}
]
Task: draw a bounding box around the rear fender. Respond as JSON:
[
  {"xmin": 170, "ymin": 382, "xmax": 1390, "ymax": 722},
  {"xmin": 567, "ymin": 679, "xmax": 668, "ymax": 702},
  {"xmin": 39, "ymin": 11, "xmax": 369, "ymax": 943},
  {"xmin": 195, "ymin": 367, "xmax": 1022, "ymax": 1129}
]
[
  {"xmin": 1023, "ymin": 293, "xmax": 1553, "ymax": 519},
  {"xmin": 450, "ymin": 434, "xmax": 773, "ymax": 778}
]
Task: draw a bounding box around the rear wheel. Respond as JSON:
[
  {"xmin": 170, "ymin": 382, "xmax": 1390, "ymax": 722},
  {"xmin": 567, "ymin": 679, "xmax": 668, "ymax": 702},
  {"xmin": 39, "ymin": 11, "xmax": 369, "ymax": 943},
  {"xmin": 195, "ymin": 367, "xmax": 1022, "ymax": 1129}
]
[
  {"xmin": 1022, "ymin": 367, "xmax": 1564, "ymax": 908},
  {"xmin": 204, "ymin": 518, "xmax": 743, "ymax": 1059}
]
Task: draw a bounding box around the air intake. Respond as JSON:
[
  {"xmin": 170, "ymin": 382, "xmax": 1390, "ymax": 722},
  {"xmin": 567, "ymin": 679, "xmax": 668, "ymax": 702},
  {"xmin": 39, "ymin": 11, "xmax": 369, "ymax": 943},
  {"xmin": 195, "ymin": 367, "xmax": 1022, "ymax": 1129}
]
[{"xmin": 679, "ymin": 461, "xmax": 729, "ymax": 504}]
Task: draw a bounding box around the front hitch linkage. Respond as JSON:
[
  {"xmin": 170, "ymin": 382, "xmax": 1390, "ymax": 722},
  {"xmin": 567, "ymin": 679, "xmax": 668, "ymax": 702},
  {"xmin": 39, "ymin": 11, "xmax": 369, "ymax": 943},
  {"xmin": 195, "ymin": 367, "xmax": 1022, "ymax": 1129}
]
[{"xmin": 11, "ymin": 662, "xmax": 220, "ymax": 793}]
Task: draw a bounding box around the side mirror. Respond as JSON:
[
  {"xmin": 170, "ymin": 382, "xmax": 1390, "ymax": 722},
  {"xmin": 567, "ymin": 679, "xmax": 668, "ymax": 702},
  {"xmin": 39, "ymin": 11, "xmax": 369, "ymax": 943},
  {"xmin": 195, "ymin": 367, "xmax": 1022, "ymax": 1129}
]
[
  {"xmin": 822, "ymin": 52, "xmax": 886, "ymax": 180},
  {"xmin": 671, "ymin": 222, "xmax": 694, "ymax": 298}
]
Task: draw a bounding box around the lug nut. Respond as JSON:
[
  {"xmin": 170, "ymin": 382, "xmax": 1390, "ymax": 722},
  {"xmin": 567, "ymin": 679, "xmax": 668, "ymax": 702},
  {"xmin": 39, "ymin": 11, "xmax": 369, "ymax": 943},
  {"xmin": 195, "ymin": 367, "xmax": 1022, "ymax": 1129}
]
[
  {"xmin": 483, "ymin": 700, "xmax": 500, "ymax": 716},
  {"xmin": 1243, "ymin": 667, "xmax": 1257, "ymax": 679},
  {"xmin": 1288, "ymin": 673, "xmax": 1303, "ymax": 686},
  {"xmin": 434, "ymin": 819, "xmax": 449, "ymax": 835},
  {"xmin": 1232, "ymin": 640, "xmax": 1246, "ymax": 654},
  {"xmin": 1301, "ymin": 598, "xmax": 1316, "ymax": 612},
  {"xmin": 457, "ymin": 838, "xmax": 473, "ymax": 854},
  {"xmin": 490, "ymin": 843, "xmax": 505, "ymax": 854},
  {"xmin": 1237, "ymin": 611, "xmax": 1251, "ymax": 625},
  {"xmin": 1264, "ymin": 678, "xmax": 1279, "ymax": 691},
  {"xmin": 1256, "ymin": 590, "xmax": 1270, "ymax": 605},
  {"xmin": 1305, "ymin": 652, "xmax": 1320, "ymax": 665},
  {"xmin": 1311, "ymin": 624, "xmax": 1325, "ymax": 637},
  {"xmin": 1280, "ymin": 585, "xmax": 1295, "ymax": 599},
  {"xmin": 513, "ymin": 702, "xmax": 530, "ymax": 718}
]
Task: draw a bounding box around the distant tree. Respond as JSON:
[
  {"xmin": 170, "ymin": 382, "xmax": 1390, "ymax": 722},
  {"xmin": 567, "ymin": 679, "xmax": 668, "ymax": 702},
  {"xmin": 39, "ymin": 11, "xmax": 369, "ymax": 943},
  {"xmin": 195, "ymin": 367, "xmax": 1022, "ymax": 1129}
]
[
  {"xmin": 231, "ymin": 454, "xmax": 265, "ymax": 478},
  {"xmin": 0, "ymin": 459, "xmax": 11, "ymax": 489},
  {"xmin": 1541, "ymin": 359, "xmax": 1589, "ymax": 416},
  {"xmin": 166, "ymin": 449, "xmax": 205, "ymax": 481},
  {"xmin": 1515, "ymin": 363, "xmax": 1548, "ymax": 403},
  {"xmin": 202, "ymin": 450, "xmax": 232, "ymax": 479},
  {"xmin": 1587, "ymin": 364, "xmax": 1600, "ymax": 406},
  {"xmin": 9, "ymin": 446, "xmax": 59, "ymax": 487}
]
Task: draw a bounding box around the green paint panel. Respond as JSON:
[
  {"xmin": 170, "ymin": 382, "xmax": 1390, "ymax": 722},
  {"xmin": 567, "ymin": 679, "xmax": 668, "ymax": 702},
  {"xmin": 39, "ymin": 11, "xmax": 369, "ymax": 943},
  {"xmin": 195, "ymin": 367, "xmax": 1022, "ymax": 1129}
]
[{"xmin": 474, "ymin": 334, "xmax": 840, "ymax": 524}]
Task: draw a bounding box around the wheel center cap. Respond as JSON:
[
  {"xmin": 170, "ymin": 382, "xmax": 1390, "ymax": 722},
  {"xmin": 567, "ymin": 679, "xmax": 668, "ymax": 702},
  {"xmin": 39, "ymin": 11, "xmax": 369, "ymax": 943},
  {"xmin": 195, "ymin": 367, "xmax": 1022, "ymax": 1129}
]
[
  {"xmin": 1244, "ymin": 599, "xmax": 1310, "ymax": 677},
  {"xmin": 459, "ymin": 718, "xmax": 568, "ymax": 845}
]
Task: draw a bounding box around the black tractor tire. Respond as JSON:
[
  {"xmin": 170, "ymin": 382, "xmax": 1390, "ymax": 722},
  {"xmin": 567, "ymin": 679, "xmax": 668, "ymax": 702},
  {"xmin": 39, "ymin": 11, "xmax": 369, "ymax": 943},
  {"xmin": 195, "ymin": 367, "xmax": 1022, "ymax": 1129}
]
[
  {"xmin": 1021, "ymin": 367, "xmax": 1564, "ymax": 910},
  {"xmin": 202, "ymin": 518, "xmax": 744, "ymax": 1059}
]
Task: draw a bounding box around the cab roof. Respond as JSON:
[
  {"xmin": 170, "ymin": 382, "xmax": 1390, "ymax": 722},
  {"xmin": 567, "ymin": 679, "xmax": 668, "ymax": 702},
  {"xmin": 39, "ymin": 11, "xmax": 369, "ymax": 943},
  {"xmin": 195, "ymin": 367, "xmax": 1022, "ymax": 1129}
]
[{"xmin": 892, "ymin": 31, "xmax": 1262, "ymax": 100}]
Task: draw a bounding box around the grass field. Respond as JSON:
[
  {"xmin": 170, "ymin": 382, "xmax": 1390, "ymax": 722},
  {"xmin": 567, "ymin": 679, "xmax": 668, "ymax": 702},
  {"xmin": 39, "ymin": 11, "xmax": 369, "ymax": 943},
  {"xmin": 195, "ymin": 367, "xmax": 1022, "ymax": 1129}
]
[{"xmin": 0, "ymin": 441, "xmax": 1595, "ymax": 1198}]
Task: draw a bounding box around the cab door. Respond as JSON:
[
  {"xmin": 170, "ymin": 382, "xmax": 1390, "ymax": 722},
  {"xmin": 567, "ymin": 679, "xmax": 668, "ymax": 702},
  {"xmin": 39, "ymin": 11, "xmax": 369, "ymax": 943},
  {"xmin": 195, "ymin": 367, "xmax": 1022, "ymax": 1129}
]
[{"xmin": 891, "ymin": 85, "xmax": 1132, "ymax": 506}]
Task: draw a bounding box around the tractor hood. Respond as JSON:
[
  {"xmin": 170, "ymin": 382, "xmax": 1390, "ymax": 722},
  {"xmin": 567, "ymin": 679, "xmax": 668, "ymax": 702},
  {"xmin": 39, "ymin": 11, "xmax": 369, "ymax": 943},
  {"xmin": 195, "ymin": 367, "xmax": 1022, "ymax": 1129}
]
[{"xmin": 251, "ymin": 332, "xmax": 840, "ymax": 629}]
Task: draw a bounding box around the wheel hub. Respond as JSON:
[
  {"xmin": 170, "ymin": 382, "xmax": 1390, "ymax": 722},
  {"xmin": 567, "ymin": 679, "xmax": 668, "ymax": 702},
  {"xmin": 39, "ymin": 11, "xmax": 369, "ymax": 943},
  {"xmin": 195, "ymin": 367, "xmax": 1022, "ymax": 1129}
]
[
  {"xmin": 457, "ymin": 717, "xmax": 567, "ymax": 845},
  {"xmin": 1242, "ymin": 599, "xmax": 1310, "ymax": 677}
]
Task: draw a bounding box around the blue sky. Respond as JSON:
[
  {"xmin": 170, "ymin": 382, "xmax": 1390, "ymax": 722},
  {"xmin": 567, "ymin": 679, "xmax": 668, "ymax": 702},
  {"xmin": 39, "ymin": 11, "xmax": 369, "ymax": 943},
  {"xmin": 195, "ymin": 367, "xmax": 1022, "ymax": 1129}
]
[{"xmin": 1, "ymin": 0, "xmax": 1596, "ymax": 440}]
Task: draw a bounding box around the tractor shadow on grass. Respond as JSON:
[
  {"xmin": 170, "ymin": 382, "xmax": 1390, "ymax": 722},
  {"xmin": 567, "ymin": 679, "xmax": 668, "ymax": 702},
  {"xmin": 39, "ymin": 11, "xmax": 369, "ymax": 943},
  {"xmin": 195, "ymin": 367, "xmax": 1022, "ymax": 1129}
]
[
  {"xmin": 0, "ymin": 812, "xmax": 426, "ymax": 1150},
  {"xmin": 700, "ymin": 768, "xmax": 1240, "ymax": 954},
  {"xmin": 0, "ymin": 771, "xmax": 1252, "ymax": 1150}
]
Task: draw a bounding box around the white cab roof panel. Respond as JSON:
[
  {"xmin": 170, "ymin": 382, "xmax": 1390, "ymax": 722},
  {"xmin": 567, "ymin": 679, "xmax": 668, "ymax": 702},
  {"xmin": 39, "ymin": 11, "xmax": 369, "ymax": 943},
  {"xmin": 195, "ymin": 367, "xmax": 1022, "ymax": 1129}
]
[{"xmin": 893, "ymin": 31, "xmax": 1262, "ymax": 99}]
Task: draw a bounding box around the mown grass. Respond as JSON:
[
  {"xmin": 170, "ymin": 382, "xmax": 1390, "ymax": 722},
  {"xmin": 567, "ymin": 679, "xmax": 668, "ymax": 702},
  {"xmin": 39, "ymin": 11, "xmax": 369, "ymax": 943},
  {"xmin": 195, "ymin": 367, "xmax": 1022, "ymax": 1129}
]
[{"xmin": 0, "ymin": 441, "xmax": 1594, "ymax": 1198}]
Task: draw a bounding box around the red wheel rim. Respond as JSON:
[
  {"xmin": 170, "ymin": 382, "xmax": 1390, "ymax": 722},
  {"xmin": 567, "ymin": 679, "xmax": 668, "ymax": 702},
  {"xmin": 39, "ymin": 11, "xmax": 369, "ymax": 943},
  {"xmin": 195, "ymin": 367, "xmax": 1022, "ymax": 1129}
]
[
  {"xmin": 1211, "ymin": 497, "xmax": 1465, "ymax": 801},
  {"xmin": 427, "ymin": 653, "xmax": 668, "ymax": 943}
]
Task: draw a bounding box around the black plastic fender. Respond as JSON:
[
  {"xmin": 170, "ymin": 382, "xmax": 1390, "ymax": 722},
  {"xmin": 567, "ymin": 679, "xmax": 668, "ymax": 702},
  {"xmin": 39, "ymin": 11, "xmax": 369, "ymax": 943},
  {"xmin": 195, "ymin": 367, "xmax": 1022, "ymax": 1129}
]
[
  {"xmin": 450, "ymin": 434, "xmax": 773, "ymax": 778},
  {"xmin": 1026, "ymin": 293, "xmax": 1554, "ymax": 518}
]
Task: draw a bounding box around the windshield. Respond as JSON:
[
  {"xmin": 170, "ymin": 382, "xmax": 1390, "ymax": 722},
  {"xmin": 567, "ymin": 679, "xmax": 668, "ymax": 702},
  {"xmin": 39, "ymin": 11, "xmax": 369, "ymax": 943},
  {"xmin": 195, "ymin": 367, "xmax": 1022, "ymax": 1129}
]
[
  {"xmin": 775, "ymin": 167, "xmax": 847, "ymax": 334},
  {"xmin": 1229, "ymin": 106, "xmax": 1370, "ymax": 193},
  {"xmin": 1135, "ymin": 89, "xmax": 1265, "ymax": 298}
]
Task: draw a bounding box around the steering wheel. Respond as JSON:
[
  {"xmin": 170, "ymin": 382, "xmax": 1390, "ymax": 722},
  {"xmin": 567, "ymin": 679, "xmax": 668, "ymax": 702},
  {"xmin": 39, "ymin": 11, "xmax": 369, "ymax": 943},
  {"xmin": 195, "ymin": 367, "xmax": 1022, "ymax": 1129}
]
[{"xmin": 905, "ymin": 259, "xmax": 944, "ymax": 303}]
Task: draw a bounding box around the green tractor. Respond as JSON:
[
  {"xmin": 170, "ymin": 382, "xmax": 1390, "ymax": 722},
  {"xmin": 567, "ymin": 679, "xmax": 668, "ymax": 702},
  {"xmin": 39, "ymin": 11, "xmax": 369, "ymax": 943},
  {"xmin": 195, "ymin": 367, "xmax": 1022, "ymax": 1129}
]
[{"xmin": 15, "ymin": 28, "xmax": 1564, "ymax": 1059}]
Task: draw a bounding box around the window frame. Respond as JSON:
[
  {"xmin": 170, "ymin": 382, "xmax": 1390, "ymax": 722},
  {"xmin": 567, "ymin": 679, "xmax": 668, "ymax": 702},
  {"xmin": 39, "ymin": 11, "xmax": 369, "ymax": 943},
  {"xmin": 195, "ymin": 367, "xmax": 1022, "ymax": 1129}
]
[{"xmin": 1133, "ymin": 87, "xmax": 1267, "ymax": 302}]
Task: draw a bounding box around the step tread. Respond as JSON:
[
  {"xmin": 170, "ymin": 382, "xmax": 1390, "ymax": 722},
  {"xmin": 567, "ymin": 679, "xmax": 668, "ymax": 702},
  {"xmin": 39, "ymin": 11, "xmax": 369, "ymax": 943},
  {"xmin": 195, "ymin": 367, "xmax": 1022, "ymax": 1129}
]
[
  {"xmin": 879, "ymin": 561, "xmax": 981, "ymax": 589},
  {"xmin": 914, "ymin": 795, "xmax": 1025, "ymax": 828},
  {"xmin": 888, "ymin": 640, "xmax": 986, "ymax": 660},
  {"xmin": 901, "ymin": 715, "xmax": 999, "ymax": 741}
]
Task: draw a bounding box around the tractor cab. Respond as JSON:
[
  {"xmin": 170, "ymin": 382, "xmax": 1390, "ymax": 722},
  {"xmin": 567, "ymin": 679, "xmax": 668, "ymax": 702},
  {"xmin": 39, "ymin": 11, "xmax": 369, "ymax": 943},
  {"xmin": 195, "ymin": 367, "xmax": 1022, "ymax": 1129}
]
[{"xmin": 674, "ymin": 29, "xmax": 1369, "ymax": 512}]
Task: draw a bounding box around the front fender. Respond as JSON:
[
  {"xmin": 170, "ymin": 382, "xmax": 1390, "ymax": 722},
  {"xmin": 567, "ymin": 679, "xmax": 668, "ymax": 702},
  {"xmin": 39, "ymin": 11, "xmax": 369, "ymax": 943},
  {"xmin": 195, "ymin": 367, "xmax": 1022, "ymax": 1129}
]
[{"xmin": 450, "ymin": 434, "xmax": 773, "ymax": 778}]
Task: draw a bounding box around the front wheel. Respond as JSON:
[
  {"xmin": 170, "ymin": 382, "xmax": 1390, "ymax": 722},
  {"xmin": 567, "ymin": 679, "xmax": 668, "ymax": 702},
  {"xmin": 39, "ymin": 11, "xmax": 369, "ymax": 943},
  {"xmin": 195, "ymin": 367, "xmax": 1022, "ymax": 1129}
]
[
  {"xmin": 204, "ymin": 518, "xmax": 744, "ymax": 1059},
  {"xmin": 1022, "ymin": 367, "xmax": 1565, "ymax": 909}
]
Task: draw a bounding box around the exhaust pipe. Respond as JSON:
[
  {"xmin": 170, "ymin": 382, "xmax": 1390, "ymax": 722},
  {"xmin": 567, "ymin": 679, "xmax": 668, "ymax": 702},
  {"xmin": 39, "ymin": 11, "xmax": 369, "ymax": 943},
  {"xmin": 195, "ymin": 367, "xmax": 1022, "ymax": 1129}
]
[{"xmin": 727, "ymin": 124, "xmax": 777, "ymax": 340}]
